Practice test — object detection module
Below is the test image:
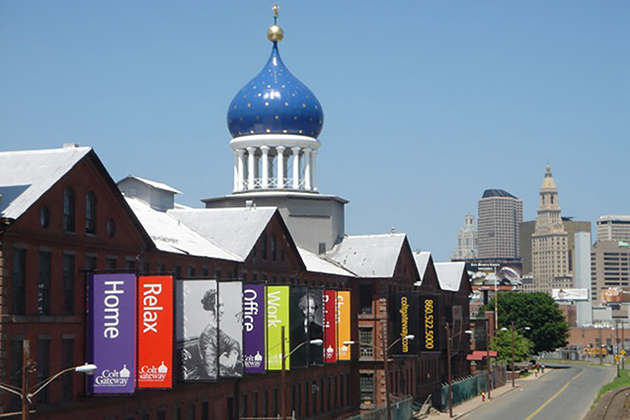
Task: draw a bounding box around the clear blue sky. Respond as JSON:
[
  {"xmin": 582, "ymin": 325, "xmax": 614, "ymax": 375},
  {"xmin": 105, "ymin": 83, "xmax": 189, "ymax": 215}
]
[{"xmin": 1, "ymin": 1, "xmax": 628, "ymax": 261}]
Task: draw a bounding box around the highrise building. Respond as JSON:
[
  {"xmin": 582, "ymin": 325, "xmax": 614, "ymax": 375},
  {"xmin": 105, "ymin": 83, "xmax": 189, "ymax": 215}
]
[
  {"xmin": 452, "ymin": 214, "xmax": 478, "ymax": 260},
  {"xmin": 591, "ymin": 240, "xmax": 630, "ymax": 320},
  {"xmin": 596, "ymin": 215, "xmax": 630, "ymax": 242},
  {"xmin": 531, "ymin": 165, "xmax": 569, "ymax": 293},
  {"xmin": 575, "ymin": 232, "xmax": 593, "ymax": 327},
  {"xmin": 520, "ymin": 217, "xmax": 590, "ymax": 276},
  {"xmin": 477, "ymin": 189, "xmax": 522, "ymax": 259}
]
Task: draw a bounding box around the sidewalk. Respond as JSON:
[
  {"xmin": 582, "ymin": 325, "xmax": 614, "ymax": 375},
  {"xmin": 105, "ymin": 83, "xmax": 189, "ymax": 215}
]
[{"xmin": 429, "ymin": 369, "xmax": 552, "ymax": 419}]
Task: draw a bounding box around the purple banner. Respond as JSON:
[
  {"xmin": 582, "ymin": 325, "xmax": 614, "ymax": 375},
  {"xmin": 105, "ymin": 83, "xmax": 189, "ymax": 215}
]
[
  {"xmin": 89, "ymin": 273, "xmax": 136, "ymax": 394},
  {"xmin": 243, "ymin": 284, "xmax": 265, "ymax": 374}
]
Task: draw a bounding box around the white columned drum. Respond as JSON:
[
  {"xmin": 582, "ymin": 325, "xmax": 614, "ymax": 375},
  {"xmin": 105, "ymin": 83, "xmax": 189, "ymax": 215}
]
[
  {"xmin": 261, "ymin": 146, "xmax": 270, "ymax": 188},
  {"xmin": 247, "ymin": 147, "xmax": 256, "ymax": 190},
  {"xmin": 276, "ymin": 146, "xmax": 286, "ymax": 189},
  {"xmin": 292, "ymin": 147, "xmax": 301, "ymax": 190}
]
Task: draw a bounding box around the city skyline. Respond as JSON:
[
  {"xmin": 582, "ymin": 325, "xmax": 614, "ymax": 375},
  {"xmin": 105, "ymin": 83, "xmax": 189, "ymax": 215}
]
[{"xmin": 1, "ymin": 1, "xmax": 628, "ymax": 261}]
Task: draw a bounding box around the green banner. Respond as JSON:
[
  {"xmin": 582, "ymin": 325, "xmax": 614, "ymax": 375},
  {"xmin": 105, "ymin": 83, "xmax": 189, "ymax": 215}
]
[{"xmin": 266, "ymin": 286, "xmax": 290, "ymax": 370}]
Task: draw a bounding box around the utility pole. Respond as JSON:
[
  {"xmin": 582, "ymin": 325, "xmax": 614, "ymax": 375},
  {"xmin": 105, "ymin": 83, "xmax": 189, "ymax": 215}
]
[
  {"xmin": 511, "ymin": 323, "xmax": 515, "ymax": 387},
  {"xmin": 616, "ymin": 321, "xmax": 620, "ymax": 377},
  {"xmin": 21, "ymin": 339, "xmax": 30, "ymax": 420},
  {"xmin": 598, "ymin": 325, "xmax": 603, "ymax": 365},
  {"xmin": 622, "ymin": 321, "xmax": 626, "ymax": 370},
  {"xmin": 486, "ymin": 319, "xmax": 492, "ymax": 399},
  {"xmin": 446, "ymin": 323, "xmax": 453, "ymax": 418},
  {"xmin": 381, "ymin": 322, "xmax": 392, "ymax": 420},
  {"xmin": 281, "ymin": 326, "xmax": 286, "ymax": 420}
]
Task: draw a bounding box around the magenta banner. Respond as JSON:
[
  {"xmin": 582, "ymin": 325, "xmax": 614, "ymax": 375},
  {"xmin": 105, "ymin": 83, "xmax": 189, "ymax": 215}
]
[
  {"xmin": 88, "ymin": 272, "xmax": 136, "ymax": 394},
  {"xmin": 243, "ymin": 284, "xmax": 266, "ymax": 374}
]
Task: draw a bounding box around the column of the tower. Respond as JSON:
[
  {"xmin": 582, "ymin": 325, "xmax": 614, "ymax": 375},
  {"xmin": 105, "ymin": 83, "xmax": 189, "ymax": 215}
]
[
  {"xmin": 247, "ymin": 147, "xmax": 256, "ymax": 190},
  {"xmin": 261, "ymin": 146, "xmax": 270, "ymax": 188},
  {"xmin": 233, "ymin": 150, "xmax": 239, "ymax": 192},
  {"xmin": 304, "ymin": 148, "xmax": 312, "ymax": 190},
  {"xmin": 311, "ymin": 149, "xmax": 317, "ymax": 191},
  {"xmin": 292, "ymin": 147, "xmax": 301, "ymax": 189},
  {"xmin": 277, "ymin": 146, "xmax": 285, "ymax": 189},
  {"xmin": 236, "ymin": 149, "xmax": 246, "ymax": 191}
]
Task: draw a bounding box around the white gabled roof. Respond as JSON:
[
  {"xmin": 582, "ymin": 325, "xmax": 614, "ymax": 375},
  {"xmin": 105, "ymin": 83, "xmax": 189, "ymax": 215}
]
[
  {"xmin": 413, "ymin": 251, "xmax": 431, "ymax": 282},
  {"xmin": 0, "ymin": 146, "xmax": 91, "ymax": 220},
  {"xmin": 168, "ymin": 207, "xmax": 277, "ymax": 260},
  {"xmin": 434, "ymin": 262, "xmax": 467, "ymax": 292},
  {"xmin": 327, "ymin": 233, "xmax": 407, "ymax": 278},
  {"xmin": 125, "ymin": 197, "xmax": 239, "ymax": 261},
  {"xmin": 297, "ymin": 247, "xmax": 356, "ymax": 277},
  {"xmin": 119, "ymin": 175, "xmax": 182, "ymax": 195}
]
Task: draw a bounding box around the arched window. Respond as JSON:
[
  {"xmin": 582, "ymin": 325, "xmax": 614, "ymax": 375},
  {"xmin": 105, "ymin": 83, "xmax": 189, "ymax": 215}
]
[
  {"xmin": 63, "ymin": 186, "xmax": 75, "ymax": 232},
  {"xmin": 85, "ymin": 192, "xmax": 96, "ymax": 234}
]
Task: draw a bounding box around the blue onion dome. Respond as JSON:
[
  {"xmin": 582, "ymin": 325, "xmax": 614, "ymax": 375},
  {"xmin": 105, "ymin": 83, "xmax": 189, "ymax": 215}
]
[{"xmin": 227, "ymin": 41, "xmax": 324, "ymax": 139}]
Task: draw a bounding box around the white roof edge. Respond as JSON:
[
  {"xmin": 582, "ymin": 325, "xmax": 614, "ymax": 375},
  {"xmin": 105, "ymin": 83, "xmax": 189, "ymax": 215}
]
[{"xmin": 119, "ymin": 175, "xmax": 182, "ymax": 195}]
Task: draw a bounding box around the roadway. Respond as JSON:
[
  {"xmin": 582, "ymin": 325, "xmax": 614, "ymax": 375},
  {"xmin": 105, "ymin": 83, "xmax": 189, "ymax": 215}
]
[{"xmin": 463, "ymin": 364, "xmax": 615, "ymax": 420}]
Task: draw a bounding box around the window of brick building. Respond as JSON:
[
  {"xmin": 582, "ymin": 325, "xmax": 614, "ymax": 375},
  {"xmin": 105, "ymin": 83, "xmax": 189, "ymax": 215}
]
[
  {"xmin": 261, "ymin": 232, "xmax": 268, "ymax": 261},
  {"xmin": 37, "ymin": 338, "xmax": 51, "ymax": 404},
  {"xmin": 9, "ymin": 340, "xmax": 23, "ymax": 411},
  {"xmin": 252, "ymin": 390, "xmax": 259, "ymax": 417},
  {"xmin": 360, "ymin": 372, "xmax": 375, "ymax": 405},
  {"xmin": 106, "ymin": 257, "xmax": 117, "ymax": 270},
  {"xmin": 63, "ymin": 186, "xmax": 75, "ymax": 232},
  {"xmin": 359, "ymin": 284, "xmax": 373, "ymax": 314},
  {"xmin": 201, "ymin": 401, "xmax": 209, "ymax": 420},
  {"xmin": 85, "ymin": 192, "xmax": 97, "ymax": 234},
  {"xmin": 12, "ymin": 247, "xmax": 26, "ymax": 315},
  {"xmin": 359, "ymin": 327, "xmax": 374, "ymax": 358},
  {"xmin": 263, "ymin": 389, "xmax": 269, "ymax": 417},
  {"xmin": 240, "ymin": 394, "xmax": 248, "ymax": 418}
]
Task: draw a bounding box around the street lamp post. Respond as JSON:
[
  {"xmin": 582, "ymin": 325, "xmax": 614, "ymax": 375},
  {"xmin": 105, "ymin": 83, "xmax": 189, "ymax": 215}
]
[
  {"xmin": 0, "ymin": 340, "xmax": 97, "ymax": 420},
  {"xmin": 382, "ymin": 332, "xmax": 415, "ymax": 420},
  {"xmin": 500, "ymin": 324, "xmax": 530, "ymax": 387},
  {"xmin": 279, "ymin": 326, "xmax": 323, "ymax": 420},
  {"xmin": 445, "ymin": 324, "xmax": 473, "ymax": 418}
]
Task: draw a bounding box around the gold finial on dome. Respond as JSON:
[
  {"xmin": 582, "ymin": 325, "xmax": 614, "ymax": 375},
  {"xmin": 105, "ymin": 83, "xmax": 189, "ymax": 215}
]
[{"xmin": 268, "ymin": 4, "xmax": 284, "ymax": 42}]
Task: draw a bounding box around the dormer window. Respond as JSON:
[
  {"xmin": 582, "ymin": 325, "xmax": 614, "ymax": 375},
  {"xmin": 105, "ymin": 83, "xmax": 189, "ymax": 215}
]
[
  {"xmin": 86, "ymin": 192, "xmax": 96, "ymax": 234},
  {"xmin": 63, "ymin": 186, "xmax": 75, "ymax": 232}
]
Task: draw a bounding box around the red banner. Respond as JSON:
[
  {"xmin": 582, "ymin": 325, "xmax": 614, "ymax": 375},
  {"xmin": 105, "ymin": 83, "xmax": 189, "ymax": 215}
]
[
  {"xmin": 137, "ymin": 275, "xmax": 173, "ymax": 388},
  {"xmin": 323, "ymin": 289, "xmax": 337, "ymax": 363}
]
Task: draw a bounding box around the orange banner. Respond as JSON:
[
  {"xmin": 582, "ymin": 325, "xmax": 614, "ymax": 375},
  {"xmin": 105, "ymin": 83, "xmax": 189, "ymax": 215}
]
[
  {"xmin": 137, "ymin": 275, "xmax": 173, "ymax": 388},
  {"xmin": 337, "ymin": 291, "xmax": 351, "ymax": 361}
]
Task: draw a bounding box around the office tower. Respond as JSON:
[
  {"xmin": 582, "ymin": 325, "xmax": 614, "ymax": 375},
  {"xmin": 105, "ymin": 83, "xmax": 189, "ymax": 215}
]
[
  {"xmin": 591, "ymin": 240, "xmax": 630, "ymax": 320},
  {"xmin": 531, "ymin": 165, "xmax": 569, "ymax": 293},
  {"xmin": 477, "ymin": 189, "xmax": 523, "ymax": 259},
  {"xmin": 452, "ymin": 214, "xmax": 478, "ymax": 260},
  {"xmin": 596, "ymin": 215, "xmax": 630, "ymax": 242},
  {"xmin": 520, "ymin": 218, "xmax": 590, "ymax": 276},
  {"xmin": 575, "ymin": 232, "xmax": 593, "ymax": 327}
]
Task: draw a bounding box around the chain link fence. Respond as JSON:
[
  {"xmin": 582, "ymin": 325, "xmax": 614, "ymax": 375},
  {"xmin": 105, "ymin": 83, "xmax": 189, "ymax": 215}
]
[{"xmin": 344, "ymin": 397, "xmax": 413, "ymax": 420}]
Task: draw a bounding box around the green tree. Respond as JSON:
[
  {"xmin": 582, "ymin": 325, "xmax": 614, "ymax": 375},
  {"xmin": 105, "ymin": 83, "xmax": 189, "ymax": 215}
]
[
  {"xmin": 480, "ymin": 292, "xmax": 569, "ymax": 353},
  {"xmin": 490, "ymin": 329, "xmax": 534, "ymax": 363}
]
